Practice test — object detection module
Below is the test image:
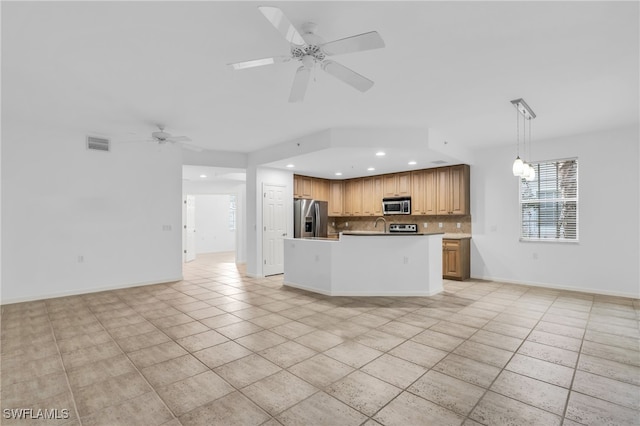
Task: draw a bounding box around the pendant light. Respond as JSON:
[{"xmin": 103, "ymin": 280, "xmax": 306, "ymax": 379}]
[{"xmin": 510, "ymin": 98, "xmax": 536, "ymax": 179}]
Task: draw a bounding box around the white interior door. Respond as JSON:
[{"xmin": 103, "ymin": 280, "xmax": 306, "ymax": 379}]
[
  {"xmin": 184, "ymin": 195, "xmax": 196, "ymax": 262},
  {"xmin": 263, "ymin": 184, "xmax": 287, "ymax": 276}
]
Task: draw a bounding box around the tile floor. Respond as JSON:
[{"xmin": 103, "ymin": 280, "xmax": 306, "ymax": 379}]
[{"xmin": 1, "ymin": 252, "xmax": 639, "ymax": 425}]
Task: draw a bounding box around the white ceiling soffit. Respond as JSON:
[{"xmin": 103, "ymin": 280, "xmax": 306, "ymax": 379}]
[
  {"xmin": 182, "ymin": 165, "xmax": 246, "ymax": 183},
  {"xmin": 3, "ymin": 1, "xmax": 638, "ymax": 157}
]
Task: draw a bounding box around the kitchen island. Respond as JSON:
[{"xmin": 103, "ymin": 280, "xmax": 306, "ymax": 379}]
[{"xmin": 283, "ymin": 232, "xmax": 443, "ymax": 296}]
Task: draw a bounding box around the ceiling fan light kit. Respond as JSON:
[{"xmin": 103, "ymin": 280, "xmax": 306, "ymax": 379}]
[{"xmin": 229, "ymin": 6, "xmax": 385, "ymax": 102}]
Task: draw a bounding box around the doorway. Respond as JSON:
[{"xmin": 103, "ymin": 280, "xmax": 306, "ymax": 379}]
[{"xmin": 183, "ymin": 194, "xmax": 237, "ymax": 263}]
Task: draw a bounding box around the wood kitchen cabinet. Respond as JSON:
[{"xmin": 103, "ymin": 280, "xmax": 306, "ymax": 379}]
[
  {"xmin": 436, "ymin": 165, "xmax": 470, "ymax": 215},
  {"xmin": 293, "ymin": 175, "xmax": 313, "ymax": 199},
  {"xmin": 312, "ymin": 178, "xmax": 329, "ymax": 202},
  {"xmin": 411, "ymin": 170, "xmax": 437, "ymax": 215},
  {"xmin": 329, "ymin": 180, "xmax": 344, "ymax": 216},
  {"xmin": 383, "ymin": 172, "xmax": 411, "ymax": 197},
  {"xmin": 442, "ymin": 238, "xmax": 470, "ymax": 280},
  {"xmin": 294, "ymin": 175, "xmax": 329, "ymax": 201},
  {"xmin": 362, "ymin": 176, "xmax": 383, "ymax": 216},
  {"xmin": 343, "ymin": 178, "xmax": 363, "ymax": 216}
]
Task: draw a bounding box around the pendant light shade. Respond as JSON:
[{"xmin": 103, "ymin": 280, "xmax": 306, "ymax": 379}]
[
  {"xmin": 512, "ymin": 156, "xmax": 524, "ymax": 176},
  {"xmin": 526, "ymin": 164, "xmax": 536, "ymax": 181}
]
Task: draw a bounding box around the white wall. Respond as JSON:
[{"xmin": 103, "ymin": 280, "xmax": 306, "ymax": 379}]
[
  {"xmin": 194, "ymin": 195, "xmax": 235, "ymax": 254},
  {"xmin": 470, "ymin": 125, "xmax": 639, "ymax": 298},
  {"xmin": 1, "ymin": 127, "xmax": 183, "ymax": 303}
]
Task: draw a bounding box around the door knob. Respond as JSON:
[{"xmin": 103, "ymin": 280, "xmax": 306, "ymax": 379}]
[{"xmin": 282, "ymin": 233, "xmax": 287, "ymax": 236}]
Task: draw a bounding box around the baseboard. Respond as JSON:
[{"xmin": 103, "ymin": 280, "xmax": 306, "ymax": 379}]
[
  {"xmin": 0, "ymin": 276, "xmax": 184, "ymax": 306},
  {"xmin": 472, "ymin": 275, "xmax": 640, "ymax": 300}
]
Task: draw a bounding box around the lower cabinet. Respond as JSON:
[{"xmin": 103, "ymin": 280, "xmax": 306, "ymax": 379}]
[{"xmin": 443, "ymin": 238, "xmax": 470, "ymax": 281}]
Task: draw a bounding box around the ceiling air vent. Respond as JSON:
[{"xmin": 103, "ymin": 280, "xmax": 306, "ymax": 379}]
[
  {"xmin": 86, "ymin": 136, "xmax": 110, "ymax": 152},
  {"xmin": 431, "ymin": 160, "xmax": 447, "ymax": 165}
]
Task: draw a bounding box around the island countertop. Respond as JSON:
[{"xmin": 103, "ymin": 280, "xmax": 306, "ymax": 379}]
[
  {"xmin": 283, "ymin": 233, "xmax": 443, "ymax": 297},
  {"xmin": 341, "ymin": 231, "xmax": 445, "ymax": 236}
]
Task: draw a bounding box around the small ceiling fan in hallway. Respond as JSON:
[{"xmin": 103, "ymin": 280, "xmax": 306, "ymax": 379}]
[{"xmin": 228, "ymin": 6, "xmax": 385, "ymax": 102}]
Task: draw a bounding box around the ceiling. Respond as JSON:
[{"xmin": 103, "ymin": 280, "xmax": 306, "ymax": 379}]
[{"xmin": 3, "ymin": 1, "xmax": 638, "ymax": 177}]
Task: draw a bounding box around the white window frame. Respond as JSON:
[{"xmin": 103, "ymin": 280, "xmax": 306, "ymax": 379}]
[{"xmin": 519, "ymin": 157, "xmax": 579, "ymax": 243}]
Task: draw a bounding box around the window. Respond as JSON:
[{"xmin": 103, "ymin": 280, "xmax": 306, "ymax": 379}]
[
  {"xmin": 228, "ymin": 195, "xmax": 237, "ymax": 231},
  {"xmin": 520, "ymin": 158, "xmax": 578, "ymax": 242}
]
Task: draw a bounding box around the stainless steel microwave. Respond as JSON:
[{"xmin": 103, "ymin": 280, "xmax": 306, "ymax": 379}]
[{"xmin": 382, "ymin": 197, "xmax": 411, "ymax": 215}]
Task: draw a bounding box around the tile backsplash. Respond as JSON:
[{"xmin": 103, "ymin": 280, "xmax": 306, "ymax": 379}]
[{"xmin": 328, "ymin": 215, "xmax": 471, "ymax": 235}]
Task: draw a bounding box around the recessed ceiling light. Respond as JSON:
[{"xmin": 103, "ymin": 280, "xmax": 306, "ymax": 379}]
[
  {"xmin": 199, "ymin": 174, "xmax": 207, "ymax": 178},
  {"xmin": 335, "ymin": 172, "xmax": 342, "ymax": 176},
  {"xmin": 375, "ymin": 151, "xmax": 386, "ymax": 156},
  {"xmin": 408, "ymin": 161, "xmax": 417, "ymax": 165},
  {"xmin": 285, "ymin": 164, "xmax": 295, "ymax": 168},
  {"xmin": 367, "ymin": 167, "xmax": 375, "ymax": 171}
]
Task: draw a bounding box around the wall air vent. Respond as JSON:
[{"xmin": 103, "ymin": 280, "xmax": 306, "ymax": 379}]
[
  {"xmin": 431, "ymin": 160, "xmax": 447, "ymax": 165},
  {"xmin": 86, "ymin": 136, "xmax": 110, "ymax": 152}
]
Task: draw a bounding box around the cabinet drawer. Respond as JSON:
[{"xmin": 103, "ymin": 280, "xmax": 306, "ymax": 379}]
[{"xmin": 443, "ymin": 239, "xmax": 460, "ymax": 248}]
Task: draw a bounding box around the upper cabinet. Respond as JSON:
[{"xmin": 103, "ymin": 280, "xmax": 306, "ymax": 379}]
[
  {"xmin": 343, "ymin": 178, "xmax": 363, "ymax": 216},
  {"xmin": 293, "ymin": 175, "xmax": 313, "ymax": 199},
  {"xmin": 329, "ymin": 181, "xmax": 344, "ymax": 216},
  {"xmin": 298, "ymin": 164, "xmax": 469, "ymax": 217},
  {"xmin": 436, "ymin": 165, "xmax": 470, "ymax": 215},
  {"xmin": 411, "ymin": 169, "xmax": 437, "ymax": 215},
  {"xmin": 312, "ymin": 179, "xmax": 329, "ymax": 202},
  {"xmin": 362, "ymin": 176, "xmax": 383, "ymax": 216},
  {"xmin": 383, "ymin": 172, "xmax": 411, "ymax": 197},
  {"xmin": 294, "ymin": 175, "xmax": 329, "ymax": 202}
]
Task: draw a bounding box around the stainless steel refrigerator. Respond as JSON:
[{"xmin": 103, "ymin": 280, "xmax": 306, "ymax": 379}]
[{"xmin": 293, "ymin": 199, "xmax": 328, "ymax": 238}]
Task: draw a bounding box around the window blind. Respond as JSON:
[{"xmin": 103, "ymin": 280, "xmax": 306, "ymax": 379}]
[{"xmin": 520, "ymin": 158, "xmax": 578, "ymax": 241}]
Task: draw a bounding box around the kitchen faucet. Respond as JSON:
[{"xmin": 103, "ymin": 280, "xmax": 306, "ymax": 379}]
[{"xmin": 374, "ymin": 217, "xmax": 387, "ymax": 234}]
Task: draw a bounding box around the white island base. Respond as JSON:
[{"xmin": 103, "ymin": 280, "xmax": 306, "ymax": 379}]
[{"xmin": 283, "ymin": 233, "xmax": 443, "ymax": 297}]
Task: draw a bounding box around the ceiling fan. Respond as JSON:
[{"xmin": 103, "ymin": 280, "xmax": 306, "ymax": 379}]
[
  {"xmin": 130, "ymin": 125, "xmax": 202, "ymax": 151},
  {"xmin": 229, "ymin": 6, "xmax": 385, "ymax": 102}
]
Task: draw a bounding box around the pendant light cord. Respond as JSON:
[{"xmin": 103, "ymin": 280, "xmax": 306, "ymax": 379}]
[{"xmin": 516, "ymin": 106, "xmax": 520, "ymax": 157}]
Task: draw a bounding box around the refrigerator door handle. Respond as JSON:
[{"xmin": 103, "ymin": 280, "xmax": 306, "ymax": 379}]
[{"xmin": 314, "ymin": 203, "xmax": 320, "ymax": 237}]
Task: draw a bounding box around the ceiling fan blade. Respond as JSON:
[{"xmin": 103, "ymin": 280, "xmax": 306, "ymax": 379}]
[
  {"xmin": 166, "ymin": 136, "xmax": 191, "ymax": 142},
  {"xmin": 289, "ymin": 66, "xmax": 311, "ymax": 103},
  {"xmin": 320, "ymin": 31, "xmax": 385, "ymax": 56},
  {"xmin": 228, "ymin": 56, "xmax": 290, "ymax": 70},
  {"xmin": 258, "ymin": 6, "xmax": 306, "ymax": 46},
  {"xmin": 321, "ymin": 60, "xmax": 374, "ymax": 92}
]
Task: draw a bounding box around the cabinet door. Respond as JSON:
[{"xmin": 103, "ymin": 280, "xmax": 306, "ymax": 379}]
[
  {"xmin": 397, "ymin": 172, "xmax": 411, "ymax": 196},
  {"xmin": 350, "ymin": 178, "xmax": 363, "ymax": 216},
  {"xmin": 411, "ymin": 171, "xmax": 426, "ymax": 214},
  {"xmin": 436, "ymin": 167, "xmax": 451, "ymax": 214},
  {"xmin": 300, "ymin": 176, "xmax": 313, "ymax": 198},
  {"xmin": 329, "ymin": 181, "xmax": 344, "ymax": 216},
  {"xmin": 312, "ymin": 178, "xmax": 329, "ymax": 202},
  {"xmin": 373, "ymin": 176, "xmax": 383, "ymax": 215},
  {"xmin": 449, "ymin": 165, "xmax": 469, "ymax": 215},
  {"xmin": 425, "ymin": 169, "xmax": 437, "ymax": 215},
  {"xmin": 362, "ymin": 177, "xmax": 375, "ymax": 216},
  {"xmin": 383, "ymin": 174, "xmax": 397, "ymax": 197},
  {"xmin": 293, "ymin": 175, "xmax": 301, "ymax": 198},
  {"xmin": 442, "ymin": 240, "xmax": 461, "ymax": 278}
]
